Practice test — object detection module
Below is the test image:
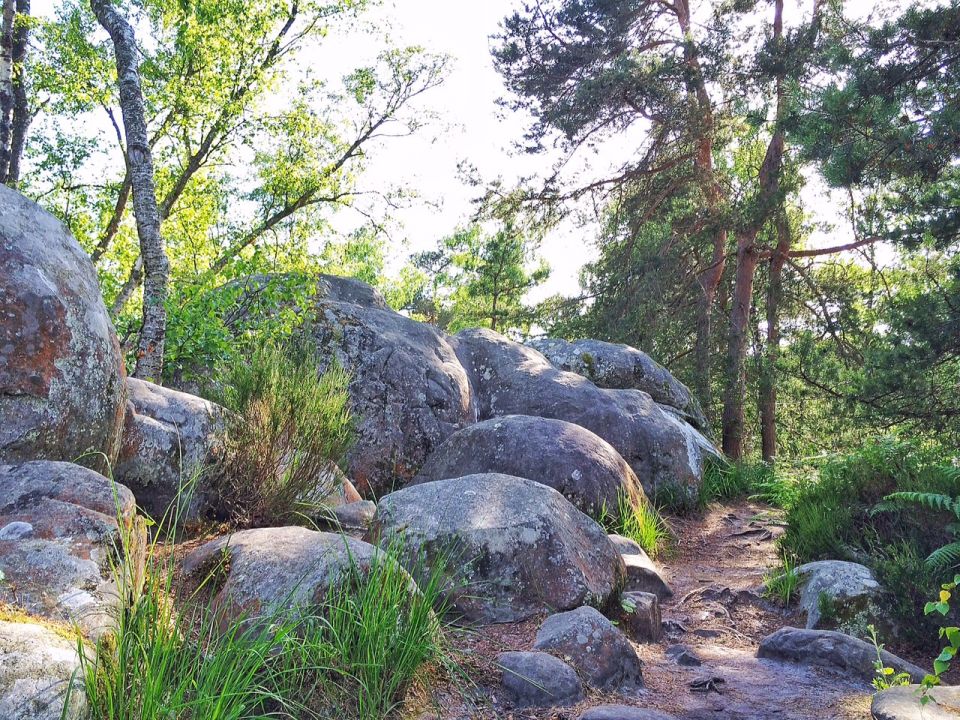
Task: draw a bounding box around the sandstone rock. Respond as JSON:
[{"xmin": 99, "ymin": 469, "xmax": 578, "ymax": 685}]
[
  {"xmin": 871, "ymin": 684, "xmax": 960, "ymax": 720},
  {"xmin": 623, "ymin": 550, "xmax": 673, "ymax": 600},
  {"xmin": 757, "ymin": 627, "xmax": 926, "ymax": 684},
  {"xmin": 534, "ymin": 606, "xmax": 643, "ymax": 690},
  {"xmin": 497, "ymin": 651, "xmax": 583, "ymax": 708},
  {"xmin": 368, "ymin": 473, "xmax": 625, "ymax": 624},
  {"xmin": 529, "ymin": 337, "xmax": 708, "ymax": 431},
  {"xmin": 616, "ymin": 591, "xmax": 662, "ymax": 643},
  {"xmin": 452, "ymin": 328, "xmax": 716, "ymax": 498},
  {"xmin": 792, "ymin": 560, "xmax": 883, "ymax": 630},
  {"xmin": 182, "ymin": 526, "xmax": 382, "ymax": 629},
  {"xmin": 310, "ymin": 300, "xmax": 476, "ymax": 496},
  {"xmin": 0, "ymin": 620, "xmax": 86, "ymax": 720},
  {"xmin": 114, "ymin": 378, "xmax": 225, "ymax": 521},
  {"xmin": 414, "ymin": 414, "xmax": 645, "ymax": 519},
  {"xmin": 0, "ymin": 461, "xmax": 136, "ymax": 636},
  {"xmin": 579, "ymin": 706, "xmax": 678, "ymax": 720},
  {"xmin": 0, "ymin": 185, "xmax": 126, "ymax": 472}
]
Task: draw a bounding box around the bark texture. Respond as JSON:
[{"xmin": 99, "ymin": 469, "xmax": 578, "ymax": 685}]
[{"xmin": 91, "ymin": 0, "xmax": 169, "ymax": 382}]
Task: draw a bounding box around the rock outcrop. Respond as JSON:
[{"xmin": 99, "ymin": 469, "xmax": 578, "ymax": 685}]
[
  {"xmin": 452, "ymin": 328, "xmax": 716, "ymax": 498},
  {"xmin": 0, "ymin": 461, "xmax": 136, "ymax": 636},
  {"xmin": 114, "ymin": 378, "xmax": 224, "ymax": 521},
  {"xmin": 529, "ymin": 337, "xmax": 708, "ymax": 431},
  {"xmin": 0, "ymin": 620, "xmax": 86, "ymax": 720},
  {"xmin": 0, "ymin": 185, "xmax": 126, "ymax": 472},
  {"xmin": 368, "ymin": 473, "xmax": 625, "ymax": 624},
  {"xmin": 310, "ymin": 299, "xmax": 476, "ymax": 496},
  {"xmin": 413, "ymin": 414, "xmax": 645, "ymax": 519},
  {"xmin": 182, "ymin": 526, "xmax": 383, "ymax": 629},
  {"xmin": 791, "ymin": 560, "xmax": 883, "ymax": 630},
  {"xmin": 534, "ymin": 606, "xmax": 643, "ymax": 691}
]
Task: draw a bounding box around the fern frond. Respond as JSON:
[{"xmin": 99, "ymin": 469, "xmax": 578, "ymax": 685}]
[
  {"xmin": 885, "ymin": 492, "xmax": 960, "ymax": 519},
  {"xmin": 927, "ymin": 542, "xmax": 960, "ymax": 571}
]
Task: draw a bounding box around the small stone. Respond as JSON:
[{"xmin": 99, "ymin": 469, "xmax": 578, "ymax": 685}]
[
  {"xmin": 497, "ymin": 651, "xmax": 583, "ymax": 708},
  {"xmin": 623, "ymin": 551, "xmax": 673, "ymax": 599},
  {"xmin": 0, "ymin": 521, "xmax": 33, "ymax": 540},
  {"xmin": 666, "ymin": 644, "xmax": 702, "ymax": 667},
  {"xmin": 609, "ymin": 534, "xmax": 644, "ymax": 555},
  {"xmin": 326, "ymin": 500, "xmax": 377, "ymax": 530},
  {"xmin": 616, "ymin": 591, "xmax": 661, "ymax": 643}
]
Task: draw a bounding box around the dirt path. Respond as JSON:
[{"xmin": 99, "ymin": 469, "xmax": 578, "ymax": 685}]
[{"xmin": 412, "ymin": 501, "xmax": 875, "ymax": 719}]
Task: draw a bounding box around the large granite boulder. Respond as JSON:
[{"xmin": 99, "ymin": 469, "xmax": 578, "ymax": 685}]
[
  {"xmin": 0, "ymin": 461, "xmax": 137, "ymax": 636},
  {"xmin": 533, "ymin": 606, "xmax": 643, "ymax": 691},
  {"xmin": 451, "ymin": 329, "xmax": 716, "ymax": 498},
  {"xmin": 413, "ymin": 414, "xmax": 645, "ymax": 519},
  {"xmin": 182, "ymin": 526, "xmax": 385, "ymax": 629},
  {"xmin": 757, "ymin": 627, "xmax": 926, "ymax": 684},
  {"xmin": 871, "ymin": 685, "xmax": 960, "ymax": 720},
  {"xmin": 309, "ymin": 299, "xmax": 476, "ymax": 496},
  {"xmin": 368, "ymin": 473, "xmax": 625, "ymax": 624},
  {"xmin": 0, "ymin": 620, "xmax": 86, "ymax": 720},
  {"xmin": 528, "ymin": 337, "xmax": 708, "ymax": 431},
  {"xmin": 792, "ymin": 560, "xmax": 884, "ymax": 631},
  {"xmin": 0, "ymin": 186, "xmax": 126, "ymax": 472},
  {"xmin": 114, "ymin": 378, "xmax": 225, "ymax": 521}
]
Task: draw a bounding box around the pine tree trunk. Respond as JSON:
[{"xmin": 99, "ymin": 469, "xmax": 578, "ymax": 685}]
[
  {"xmin": 759, "ymin": 216, "xmax": 791, "ymax": 462},
  {"xmin": 0, "ymin": 0, "xmax": 14, "ymax": 182},
  {"xmin": 5, "ymin": 0, "xmax": 29, "ymax": 187},
  {"xmin": 91, "ymin": 0, "xmax": 169, "ymax": 382}
]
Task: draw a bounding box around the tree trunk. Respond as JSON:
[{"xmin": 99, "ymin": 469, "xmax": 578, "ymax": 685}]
[
  {"xmin": 92, "ymin": 0, "xmax": 169, "ymax": 382},
  {"xmin": 0, "ymin": 0, "xmax": 13, "ymax": 181},
  {"xmin": 759, "ymin": 215, "xmax": 791, "ymax": 462},
  {"xmin": 6, "ymin": 0, "xmax": 30, "ymax": 187}
]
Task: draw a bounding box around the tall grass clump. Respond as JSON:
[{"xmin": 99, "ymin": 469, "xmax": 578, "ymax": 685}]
[
  {"xmin": 600, "ymin": 491, "xmax": 671, "ymax": 558},
  {"xmin": 698, "ymin": 456, "xmax": 802, "ymax": 508},
  {"xmin": 80, "ymin": 507, "xmax": 455, "ymax": 720},
  {"xmin": 211, "ymin": 340, "xmax": 354, "ymax": 527}
]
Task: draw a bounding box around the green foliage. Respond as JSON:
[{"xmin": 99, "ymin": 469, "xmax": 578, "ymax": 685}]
[
  {"xmin": 884, "ymin": 490, "xmax": 960, "ymax": 572},
  {"xmin": 210, "ymin": 340, "xmax": 354, "ymax": 527},
  {"xmin": 599, "ymin": 492, "xmax": 671, "ymax": 559},
  {"xmin": 762, "ymin": 554, "xmax": 800, "ymax": 607},
  {"xmin": 922, "ymin": 574, "xmax": 960, "ymax": 698},
  {"xmin": 868, "ymin": 624, "xmax": 913, "ymax": 691}
]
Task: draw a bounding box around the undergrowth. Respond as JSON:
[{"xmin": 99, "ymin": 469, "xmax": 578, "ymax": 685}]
[{"xmin": 599, "ymin": 491, "xmax": 671, "ymax": 558}]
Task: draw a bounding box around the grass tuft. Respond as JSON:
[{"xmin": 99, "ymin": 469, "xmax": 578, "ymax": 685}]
[{"xmin": 600, "ymin": 491, "xmax": 671, "ymax": 558}]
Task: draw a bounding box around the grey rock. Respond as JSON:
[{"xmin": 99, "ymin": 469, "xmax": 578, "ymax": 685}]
[
  {"xmin": 0, "ymin": 461, "xmax": 137, "ymax": 636},
  {"xmin": 623, "ymin": 550, "xmax": 673, "ymax": 600},
  {"xmin": 0, "ymin": 620, "xmax": 86, "ymax": 720},
  {"xmin": 327, "ymin": 500, "xmax": 377, "ymax": 530},
  {"xmin": 616, "ymin": 591, "xmax": 662, "ymax": 643},
  {"xmin": 316, "ymin": 273, "xmax": 389, "ymax": 310},
  {"xmin": 310, "ymin": 299, "xmax": 476, "ymax": 496},
  {"xmin": 666, "ymin": 644, "xmax": 702, "ymax": 667},
  {"xmin": 114, "ymin": 377, "xmax": 225, "ymax": 521},
  {"xmin": 579, "ymin": 706, "xmax": 679, "ymax": 720},
  {"xmin": 414, "ymin": 414, "xmax": 646, "ymax": 519},
  {"xmin": 757, "ymin": 627, "xmax": 926, "ymax": 684},
  {"xmin": 0, "ymin": 185, "xmax": 126, "ymax": 473},
  {"xmin": 534, "ymin": 606, "xmax": 643, "ymax": 690},
  {"xmin": 369, "ymin": 473, "xmax": 625, "ymax": 624},
  {"xmin": 529, "ymin": 337, "xmax": 708, "ymax": 432},
  {"xmin": 871, "ymin": 684, "xmax": 960, "ymax": 720},
  {"xmin": 792, "ymin": 560, "xmax": 882, "ymax": 630},
  {"xmin": 0, "ymin": 521, "xmax": 33, "ymax": 540},
  {"xmin": 609, "ymin": 534, "xmax": 644, "ymax": 555},
  {"xmin": 497, "ymin": 651, "xmax": 583, "ymax": 708},
  {"xmin": 452, "ymin": 328, "xmax": 717, "ymax": 499},
  {"xmin": 182, "ymin": 526, "xmax": 385, "ymax": 630}
]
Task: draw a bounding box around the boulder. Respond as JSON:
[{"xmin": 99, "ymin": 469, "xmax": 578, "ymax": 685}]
[
  {"xmin": 665, "ymin": 644, "xmax": 702, "ymax": 667},
  {"xmin": 452, "ymin": 328, "xmax": 716, "ymax": 498},
  {"xmin": 368, "ymin": 474, "xmax": 625, "ymax": 624},
  {"xmin": 609, "ymin": 534, "xmax": 644, "ymax": 555},
  {"xmin": 325, "ymin": 500, "xmax": 377, "ymax": 531},
  {"xmin": 757, "ymin": 627, "xmax": 926, "ymax": 684},
  {"xmin": 792, "ymin": 560, "xmax": 883, "ymax": 630},
  {"xmin": 623, "ymin": 550, "xmax": 673, "ymax": 600},
  {"xmin": 0, "ymin": 461, "xmax": 136, "ymax": 636},
  {"xmin": 528, "ymin": 337, "xmax": 708, "ymax": 431},
  {"xmin": 0, "ymin": 620, "xmax": 86, "ymax": 720},
  {"xmin": 182, "ymin": 526, "xmax": 383, "ymax": 629},
  {"xmin": 497, "ymin": 651, "xmax": 583, "ymax": 708},
  {"xmin": 114, "ymin": 378, "xmax": 225, "ymax": 521},
  {"xmin": 871, "ymin": 684, "xmax": 960, "ymax": 720},
  {"xmin": 534, "ymin": 606, "xmax": 643, "ymax": 690},
  {"xmin": 310, "ymin": 299, "xmax": 476, "ymax": 496},
  {"xmin": 616, "ymin": 591, "xmax": 662, "ymax": 643},
  {"xmin": 413, "ymin": 414, "xmax": 645, "ymax": 519},
  {"xmin": 579, "ymin": 706, "xmax": 678, "ymax": 720},
  {"xmin": 0, "ymin": 185, "xmax": 126, "ymax": 472}
]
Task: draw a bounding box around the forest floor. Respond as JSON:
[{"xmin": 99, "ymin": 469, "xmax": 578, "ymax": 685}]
[{"xmin": 409, "ymin": 501, "xmax": 876, "ymax": 720}]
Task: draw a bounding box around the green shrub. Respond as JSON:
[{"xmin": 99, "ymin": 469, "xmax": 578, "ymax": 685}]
[
  {"xmin": 698, "ymin": 457, "xmax": 803, "ymax": 508},
  {"xmin": 211, "ymin": 340, "xmax": 354, "ymax": 527}
]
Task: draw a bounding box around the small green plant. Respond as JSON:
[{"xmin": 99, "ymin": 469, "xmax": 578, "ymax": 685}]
[
  {"xmin": 817, "ymin": 591, "xmax": 838, "ymax": 626},
  {"xmin": 212, "ymin": 339, "xmax": 354, "ymax": 527},
  {"xmin": 867, "ymin": 624, "xmax": 913, "ymax": 691},
  {"xmin": 882, "ymin": 491, "xmax": 960, "ymax": 570},
  {"xmin": 599, "ymin": 491, "xmax": 671, "ymax": 558},
  {"xmin": 763, "ymin": 554, "xmax": 800, "ymax": 606},
  {"xmin": 921, "ymin": 573, "xmax": 960, "ymax": 700}
]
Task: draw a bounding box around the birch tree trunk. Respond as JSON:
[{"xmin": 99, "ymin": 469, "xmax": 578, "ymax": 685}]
[
  {"xmin": 0, "ymin": 0, "xmax": 14, "ymax": 181},
  {"xmin": 6, "ymin": 0, "xmax": 30, "ymax": 187},
  {"xmin": 91, "ymin": 0, "xmax": 169, "ymax": 382}
]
